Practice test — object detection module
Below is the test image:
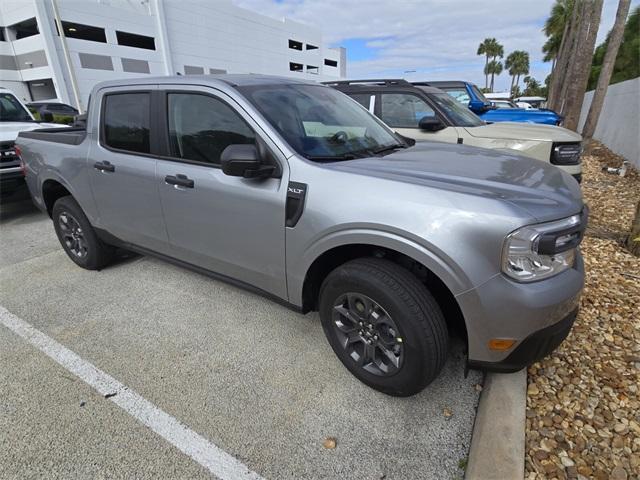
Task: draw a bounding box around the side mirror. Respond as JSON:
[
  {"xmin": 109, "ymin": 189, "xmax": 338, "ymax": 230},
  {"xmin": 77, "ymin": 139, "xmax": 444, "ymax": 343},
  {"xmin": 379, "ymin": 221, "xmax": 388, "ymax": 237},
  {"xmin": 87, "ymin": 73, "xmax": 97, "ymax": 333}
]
[
  {"xmin": 221, "ymin": 144, "xmax": 275, "ymax": 178},
  {"xmin": 42, "ymin": 112, "xmax": 54, "ymax": 122},
  {"xmin": 418, "ymin": 116, "xmax": 445, "ymax": 132},
  {"xmin": 73, "ymin": 113, "xmax": 87, "ymax": 128}
]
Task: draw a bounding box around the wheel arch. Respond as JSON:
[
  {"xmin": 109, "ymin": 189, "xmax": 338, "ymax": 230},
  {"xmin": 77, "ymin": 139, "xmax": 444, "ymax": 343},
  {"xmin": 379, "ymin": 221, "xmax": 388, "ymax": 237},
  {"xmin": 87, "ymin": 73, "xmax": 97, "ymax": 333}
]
[
  {"xmin": 299, "ymin": 240, "xmax": 469, "ymax": 343},
  {"xmin": 41, "ymin": 178, "xmax": 74, "ymax": 217}
]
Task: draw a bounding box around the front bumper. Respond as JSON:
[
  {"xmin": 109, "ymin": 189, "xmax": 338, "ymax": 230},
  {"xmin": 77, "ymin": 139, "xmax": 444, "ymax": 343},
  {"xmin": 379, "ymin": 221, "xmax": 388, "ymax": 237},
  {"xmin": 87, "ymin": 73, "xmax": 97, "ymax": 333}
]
[
  {"xmin": 468, "ymin": 307, "xmax": 578, "ymax": 372},
  {"xmin": 457, "ymin": 252, "xmax": 584, "ymax": 368}
]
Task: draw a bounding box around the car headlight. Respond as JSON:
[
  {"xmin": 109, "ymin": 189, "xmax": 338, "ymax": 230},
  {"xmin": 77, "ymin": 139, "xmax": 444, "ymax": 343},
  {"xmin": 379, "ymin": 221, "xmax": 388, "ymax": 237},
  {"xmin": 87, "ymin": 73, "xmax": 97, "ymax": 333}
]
[
  {"xmin": 502, "ymin": 214, "xmax": 585, "ymax": 282},
  {"xmin": 551, "ymin": 143, "xmax": 582, "ymax": 165}
]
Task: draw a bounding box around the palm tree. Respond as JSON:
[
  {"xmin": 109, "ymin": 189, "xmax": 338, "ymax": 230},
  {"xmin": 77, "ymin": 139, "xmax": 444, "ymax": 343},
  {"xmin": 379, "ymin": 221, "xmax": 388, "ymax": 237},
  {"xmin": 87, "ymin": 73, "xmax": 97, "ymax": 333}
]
[
  {"xmin": 583, "ymin": 0, "xmax": 632, "ymax": 139},
  {"xmin": 544, "ymin": 0, "xmax": 575, "ymax": 40},
  {"xmin": 523, "ymin": 76, "xmax": 541, "ymax": 96},
  {"xmin": 542, "ymin": 35, "xmax": 561, "ymax": 70},
  {"xmin": 477, "ymin": 38, "xmax": 503, "ymax": 89},
  {"xmin": 485, "ymin": 60, "xmax": 503, "ymax": 92},
  {"xmin": 505, "ymin": 51, "xmax": 530, "ymax": 96}
]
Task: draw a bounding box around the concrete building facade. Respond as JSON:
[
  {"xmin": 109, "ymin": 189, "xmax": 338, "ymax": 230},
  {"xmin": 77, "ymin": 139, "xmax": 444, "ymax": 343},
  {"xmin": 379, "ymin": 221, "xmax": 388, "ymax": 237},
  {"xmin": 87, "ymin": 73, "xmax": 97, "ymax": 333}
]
[{"xmin": 0, "ymin": 0, "xmax": 346, "ymax": 110}]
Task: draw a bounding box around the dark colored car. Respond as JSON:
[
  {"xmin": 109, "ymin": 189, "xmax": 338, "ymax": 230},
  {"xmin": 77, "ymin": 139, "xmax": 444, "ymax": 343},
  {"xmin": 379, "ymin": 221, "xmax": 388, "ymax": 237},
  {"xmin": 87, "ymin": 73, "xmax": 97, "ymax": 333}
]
[{"xmin": 27, "ymin": 102, "xmax": 79, "ymax": 121}]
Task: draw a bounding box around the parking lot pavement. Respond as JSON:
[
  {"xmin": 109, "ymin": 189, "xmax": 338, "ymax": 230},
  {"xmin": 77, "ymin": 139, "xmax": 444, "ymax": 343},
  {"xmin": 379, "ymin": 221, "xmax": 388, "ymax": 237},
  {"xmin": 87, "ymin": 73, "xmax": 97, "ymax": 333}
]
[{"xmin": 0, "ymin": 199, "xmax": 482, "ymax": 480}]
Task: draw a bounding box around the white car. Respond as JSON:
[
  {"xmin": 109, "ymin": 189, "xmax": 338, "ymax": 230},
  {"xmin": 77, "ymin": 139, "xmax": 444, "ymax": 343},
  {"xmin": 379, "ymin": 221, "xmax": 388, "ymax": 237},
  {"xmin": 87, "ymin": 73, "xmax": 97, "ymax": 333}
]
[
  {"xmin": 0, "ymin": 87, "xmax": 66, "ymax": 200},
  {"xmin": 329, "ymin": 80, "xmax": 582, "ymax": 182},
  {"xmin": 492, "ymin": 99, "xmax": 520, "ymax": 109},
  {"xmin": 515, "ymin": 101, "xmax": 534, "ymax": 109}
]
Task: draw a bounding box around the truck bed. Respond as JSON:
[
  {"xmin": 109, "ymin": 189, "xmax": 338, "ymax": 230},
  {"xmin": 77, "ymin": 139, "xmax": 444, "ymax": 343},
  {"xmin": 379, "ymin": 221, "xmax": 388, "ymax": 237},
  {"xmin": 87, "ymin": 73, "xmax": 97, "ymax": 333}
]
[{"xmin": 18, "ymin": 127, "xmax": 87, "ymax": 146}]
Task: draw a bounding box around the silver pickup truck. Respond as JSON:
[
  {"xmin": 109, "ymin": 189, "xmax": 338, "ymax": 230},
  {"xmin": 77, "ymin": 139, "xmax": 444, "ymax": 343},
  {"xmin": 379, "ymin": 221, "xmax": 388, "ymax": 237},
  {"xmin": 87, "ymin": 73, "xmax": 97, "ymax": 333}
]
[{"xmin": 17, "ymin": 75, "xmax": 586, "ymax": 396}]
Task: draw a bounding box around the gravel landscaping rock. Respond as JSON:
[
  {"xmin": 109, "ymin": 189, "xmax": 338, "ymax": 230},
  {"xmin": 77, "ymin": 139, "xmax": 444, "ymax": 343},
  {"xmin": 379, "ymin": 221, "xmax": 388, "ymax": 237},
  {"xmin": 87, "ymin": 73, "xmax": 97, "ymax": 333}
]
[{"xmin": 525, "ymin": 142, "xmax": 640, "ymax": 480}]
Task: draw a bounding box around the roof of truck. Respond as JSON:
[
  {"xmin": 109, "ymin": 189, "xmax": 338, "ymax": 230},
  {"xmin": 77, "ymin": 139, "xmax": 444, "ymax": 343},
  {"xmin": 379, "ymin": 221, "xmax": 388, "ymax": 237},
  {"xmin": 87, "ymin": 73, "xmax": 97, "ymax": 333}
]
[
  {"xmin": 323, "ymin": 79, "xmax": 443, "ymax": 94},
  {"xmin": 417, "ymin": 81, "xmax": 469, "ymax": 89},
  {"xmin": 92, "ymin": 74, "xmax": 318, "ymax": 91}
]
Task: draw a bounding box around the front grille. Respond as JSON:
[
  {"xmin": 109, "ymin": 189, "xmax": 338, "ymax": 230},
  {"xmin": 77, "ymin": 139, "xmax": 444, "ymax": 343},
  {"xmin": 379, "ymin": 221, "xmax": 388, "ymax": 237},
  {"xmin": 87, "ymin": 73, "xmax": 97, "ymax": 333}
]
[
  {"xmin": 551, "ymin": 142, "xmax": 582, "ymax": 165},
  {"xmin": 0, "ymin": 141, "xmax": 20, "ymax": 168}
]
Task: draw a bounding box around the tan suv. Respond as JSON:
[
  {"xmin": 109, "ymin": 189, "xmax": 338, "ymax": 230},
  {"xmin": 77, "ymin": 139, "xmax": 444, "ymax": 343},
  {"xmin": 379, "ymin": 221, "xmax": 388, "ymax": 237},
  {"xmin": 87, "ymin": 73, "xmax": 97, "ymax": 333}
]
[{"xmin": 328, "ymin": 79, "xmax": 583, "ymax": 182}]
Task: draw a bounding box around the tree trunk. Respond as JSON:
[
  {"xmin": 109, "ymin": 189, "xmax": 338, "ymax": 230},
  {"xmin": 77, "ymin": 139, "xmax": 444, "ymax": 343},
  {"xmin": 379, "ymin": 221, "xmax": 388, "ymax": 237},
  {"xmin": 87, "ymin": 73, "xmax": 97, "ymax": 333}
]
[
  {"xmin": 627, "ymin": 199, "xmax": 640, "ymax": 256},
  {"xmin": 549, "ymin": 0, "xmax": 581, "ymax": 111},
  {"xmin": 563, "ymin": 0, "xmax": 604, "ymax": 131},
  {"xmin": 558, "ymin": 0, "xmax": 588, "ymax": 115},
  {"xmin": 485, "ymin": 55, "xmax": 489, "ymax": 89},
  {"xmin": 510, "ymin": 75, "xmax": 516, "ymax": 96},
  {"xmin": 582, "ymin": 0, "xmax": 632, "ymax": 139},
  {"xmin": 490, "ymin": 72, "xmax": 495, "ymax": 92}
]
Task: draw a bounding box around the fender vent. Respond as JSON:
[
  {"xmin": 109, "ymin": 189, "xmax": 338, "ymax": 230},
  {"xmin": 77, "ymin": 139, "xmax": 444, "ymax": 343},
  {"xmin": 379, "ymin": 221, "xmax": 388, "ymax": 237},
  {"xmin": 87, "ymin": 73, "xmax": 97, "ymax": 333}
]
[{"xmin": 285, "ymin": 182, "xmax": 307, "ymax": 228}]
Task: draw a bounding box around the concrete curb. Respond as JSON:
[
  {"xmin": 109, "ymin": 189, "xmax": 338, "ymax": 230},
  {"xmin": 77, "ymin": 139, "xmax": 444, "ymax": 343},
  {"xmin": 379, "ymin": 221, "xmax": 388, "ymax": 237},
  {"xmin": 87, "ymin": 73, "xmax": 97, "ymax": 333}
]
[{"xmin": 465, "ymin": 369, "xmax": 527, "ymax": 480}]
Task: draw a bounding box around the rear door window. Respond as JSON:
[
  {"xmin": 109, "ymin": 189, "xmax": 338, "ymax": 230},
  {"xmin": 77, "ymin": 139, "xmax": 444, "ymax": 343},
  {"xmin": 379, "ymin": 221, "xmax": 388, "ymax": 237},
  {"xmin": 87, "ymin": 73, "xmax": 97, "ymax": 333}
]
[
  {"xmin": 380, "ymin": 93, "xmax": 436, "ymax": 128},
  {"xmin": 348, "ymin": 93, "xmax": 373, "ymax": 111},
  {"xmin": 102, "ymin": 92, "xmax": 150, "ymax": 153}
]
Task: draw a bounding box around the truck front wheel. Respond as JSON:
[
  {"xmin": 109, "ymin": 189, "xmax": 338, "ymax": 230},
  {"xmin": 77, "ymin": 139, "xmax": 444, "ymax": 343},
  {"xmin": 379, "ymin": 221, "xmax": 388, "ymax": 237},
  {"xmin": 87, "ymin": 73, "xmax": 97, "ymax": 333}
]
[
  {"xmin": 319, "ymin": 258, "xmax": 449, "ymax": 396},
  {"xmin": 52, "ymin": 196, "xmax": 114, "ymax": 270}
]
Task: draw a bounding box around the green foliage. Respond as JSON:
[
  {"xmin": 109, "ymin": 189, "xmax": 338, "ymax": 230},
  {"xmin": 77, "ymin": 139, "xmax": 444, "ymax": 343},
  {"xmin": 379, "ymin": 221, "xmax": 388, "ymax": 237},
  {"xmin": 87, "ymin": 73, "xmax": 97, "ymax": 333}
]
[
  {"xmin": 484, "ymin": 60, "xmax": 503, "ymax": 76},
  {"xmin": 588, "ymin": 6, "xmax": 640, "ymax": 89},
  {"xmin": 542, "ymin": 0, "xmax": 575, "ymax": 61},
  {"xmin": 523, "ymin": 76, "xmax": 545, "ymax": 96},
  {"xmin": 505, "ymin": 50, "xmax": 530, "ymax": 77},
  {"xmin": 477, "ymin": 38, "xmax": 504, "ymax": 59}
]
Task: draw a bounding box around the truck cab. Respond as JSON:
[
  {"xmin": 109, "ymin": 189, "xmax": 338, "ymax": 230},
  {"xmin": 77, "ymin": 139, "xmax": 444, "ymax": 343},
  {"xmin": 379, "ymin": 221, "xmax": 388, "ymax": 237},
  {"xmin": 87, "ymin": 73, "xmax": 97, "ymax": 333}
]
[{"xmin": 424, "ymin": 81, "xmax": 563, "ymax": 126}]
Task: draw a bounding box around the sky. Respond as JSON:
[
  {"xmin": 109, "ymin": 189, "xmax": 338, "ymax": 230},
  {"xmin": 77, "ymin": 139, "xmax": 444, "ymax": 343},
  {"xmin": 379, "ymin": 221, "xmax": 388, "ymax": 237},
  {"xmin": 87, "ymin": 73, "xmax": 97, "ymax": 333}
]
[{"xmin": 233, "ymin": 0, "xmax": 639, "ymax": 92}]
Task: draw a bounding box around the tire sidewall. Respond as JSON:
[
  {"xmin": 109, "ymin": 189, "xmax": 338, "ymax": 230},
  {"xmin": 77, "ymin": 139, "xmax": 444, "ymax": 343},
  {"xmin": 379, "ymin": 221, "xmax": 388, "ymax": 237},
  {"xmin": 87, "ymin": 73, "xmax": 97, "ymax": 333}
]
[
  {"xmin": 52, "ymin": 197, "xmax": 104, "ymax": 270},
  {"xmin": 319, "ymin": 262, "xmax": 443, "ymax": 396}
]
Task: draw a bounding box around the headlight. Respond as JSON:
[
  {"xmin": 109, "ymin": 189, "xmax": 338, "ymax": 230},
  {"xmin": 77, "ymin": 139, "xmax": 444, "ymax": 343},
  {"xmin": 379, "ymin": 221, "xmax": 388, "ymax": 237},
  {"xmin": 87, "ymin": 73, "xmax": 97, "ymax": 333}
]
[
  {"xmin": 502, "ymin": 214, "xmax": 584, "ymax": 282},
  {"xmin": 551, "ymin": 143, "xmax": 582, "ymax": 165}
]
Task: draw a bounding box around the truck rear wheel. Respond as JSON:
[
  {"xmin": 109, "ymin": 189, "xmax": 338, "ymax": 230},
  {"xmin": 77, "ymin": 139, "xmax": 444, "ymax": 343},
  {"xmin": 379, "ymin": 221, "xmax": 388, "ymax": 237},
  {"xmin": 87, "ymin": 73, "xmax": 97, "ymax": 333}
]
[
  {"xmin": 52, "ymin": 196, "xmax": 114, "ymax": 270},
  {"xmin": 319, "ymin": 258, "xmax": 449, "ymax": 396}
]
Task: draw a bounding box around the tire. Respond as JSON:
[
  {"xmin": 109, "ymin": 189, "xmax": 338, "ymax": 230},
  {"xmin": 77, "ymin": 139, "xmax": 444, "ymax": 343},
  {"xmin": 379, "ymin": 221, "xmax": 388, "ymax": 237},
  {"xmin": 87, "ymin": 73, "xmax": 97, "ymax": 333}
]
[
  {"xmin": 319, "ymin": 257, "xmax": 449, "ymax": 396},
  {"xmin": 52, "ymin": 196, "xmax": 114, "ymax": 270}
]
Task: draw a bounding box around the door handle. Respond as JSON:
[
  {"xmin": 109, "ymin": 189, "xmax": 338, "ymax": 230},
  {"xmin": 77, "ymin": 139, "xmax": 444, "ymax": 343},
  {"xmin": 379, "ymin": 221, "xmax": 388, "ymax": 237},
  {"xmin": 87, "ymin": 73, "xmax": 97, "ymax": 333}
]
[
  {"xmin": 94, "ymin": 161, "xmax": 115, "ymax": 172},
  {"xmin": 165, "ymin": 174, "xmax": 194, "ymax": 188}
]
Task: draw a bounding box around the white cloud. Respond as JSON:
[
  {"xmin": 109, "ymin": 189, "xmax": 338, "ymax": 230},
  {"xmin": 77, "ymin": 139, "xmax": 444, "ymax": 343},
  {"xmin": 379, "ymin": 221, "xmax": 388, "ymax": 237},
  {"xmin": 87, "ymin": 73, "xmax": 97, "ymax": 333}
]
[{"xmin": 234, "ymin": 0, "xmax": 639, "ymax": 91}]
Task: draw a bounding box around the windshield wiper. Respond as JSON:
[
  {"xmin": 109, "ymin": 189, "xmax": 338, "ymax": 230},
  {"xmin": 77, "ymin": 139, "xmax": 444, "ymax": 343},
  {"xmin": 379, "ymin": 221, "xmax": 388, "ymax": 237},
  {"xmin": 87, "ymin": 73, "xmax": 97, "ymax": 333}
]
[
  {"xmin": 305, "ymin": 153, "xmax": 359, "ymax": 162},
  {"xmin": 371, "ymin": 143, "xmax": 408, "ymax": 155}
]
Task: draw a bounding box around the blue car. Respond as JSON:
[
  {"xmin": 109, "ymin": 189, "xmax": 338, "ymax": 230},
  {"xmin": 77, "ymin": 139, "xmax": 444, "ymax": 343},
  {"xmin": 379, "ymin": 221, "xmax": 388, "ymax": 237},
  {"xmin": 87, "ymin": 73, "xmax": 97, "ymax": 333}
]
[{"xmin": 420, "ymin": 81, "xmax": 563, "ymax": 126}]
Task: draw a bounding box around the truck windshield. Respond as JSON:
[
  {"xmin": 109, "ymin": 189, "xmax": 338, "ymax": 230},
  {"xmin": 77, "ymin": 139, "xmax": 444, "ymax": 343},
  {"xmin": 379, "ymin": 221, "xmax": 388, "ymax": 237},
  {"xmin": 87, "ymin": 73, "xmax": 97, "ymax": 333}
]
[
  {"xmin": 428, "ymin": 93, "xmax": 485, "ymax": 127},
  {"xmin": 470, "ymin": 84, "xmax": 489, "ymax": 103},
  {"xmin": 239, "ymin": 84, "xmax": 402, "ymax": 160},
  {"xmin": 0, "ymin": 92, "xmax": 33, "ymax": 122}
]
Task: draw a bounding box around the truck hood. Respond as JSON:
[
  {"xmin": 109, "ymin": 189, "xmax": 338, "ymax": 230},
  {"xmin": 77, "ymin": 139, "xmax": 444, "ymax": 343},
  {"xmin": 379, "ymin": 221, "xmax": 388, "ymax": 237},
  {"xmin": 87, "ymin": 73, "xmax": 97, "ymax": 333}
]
[
  {"xmin": 480, "ymin": 108, "xmax": 560, "ymax": 123},
  {"xmin": 463, "ymin": 122, "xmax": 582, "ymax": 142},
  {"xmin": 325, "ymin": 141, "xmax": 583, "ymax": 222},
  {"xmin": 0, "ymin": 122, "xmax": 65, "ymax": 143}
]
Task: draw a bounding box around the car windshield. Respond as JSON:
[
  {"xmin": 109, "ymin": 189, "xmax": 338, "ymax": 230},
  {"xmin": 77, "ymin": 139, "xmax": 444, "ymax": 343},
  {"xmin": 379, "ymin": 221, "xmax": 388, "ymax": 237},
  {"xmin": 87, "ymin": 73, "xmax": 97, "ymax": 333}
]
[
  {"xmin": 0, "ymin": 92, "xmax": 33, "ymax": 122},
  {"xmin": 239, "ymin": 84, "xmax": 402, "ymax": 160},
  {"xmin": 428, "ymin": 92, "xmax": 484, "ymax": 127},
  {"xmin": 470, "ymin": 84, "xmax": 489, "ymax": 103}
]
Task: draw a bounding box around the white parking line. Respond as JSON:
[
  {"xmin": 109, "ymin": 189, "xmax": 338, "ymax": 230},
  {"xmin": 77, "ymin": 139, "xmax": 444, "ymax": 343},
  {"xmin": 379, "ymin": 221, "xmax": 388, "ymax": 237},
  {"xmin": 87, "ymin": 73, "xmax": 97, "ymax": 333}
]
[{"xmin": 0, "ymin": 305, "xmax": 264, "ymax": 480}]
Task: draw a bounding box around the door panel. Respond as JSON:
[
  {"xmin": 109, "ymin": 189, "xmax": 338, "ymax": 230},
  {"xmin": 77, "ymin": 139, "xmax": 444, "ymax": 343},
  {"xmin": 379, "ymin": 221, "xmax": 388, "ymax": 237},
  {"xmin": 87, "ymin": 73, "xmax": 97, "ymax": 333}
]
[
  {"xmin": 156, "ymin": 87, "xmax": 288, "ymax": 299},
  {"xmin": 157, "ymin": 162, "xmax": 287, "ymax": 298},
  {"xmin": 88, "ymin": 89, "xmax": 169, "ymax": 253}
]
